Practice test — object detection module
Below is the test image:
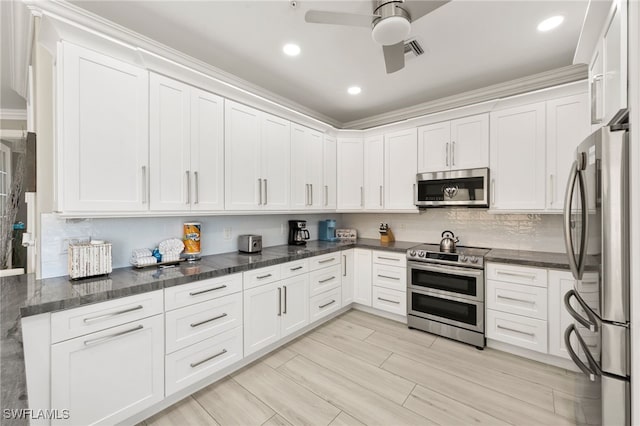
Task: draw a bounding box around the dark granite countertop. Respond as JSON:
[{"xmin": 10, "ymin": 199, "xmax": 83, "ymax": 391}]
[{"xmin": 486, "ymin": 248, "xmax": 600, "ymax": 271}]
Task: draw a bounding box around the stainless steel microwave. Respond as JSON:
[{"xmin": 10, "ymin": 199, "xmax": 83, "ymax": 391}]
[{"xmin": 415, "ymin": 168, "xmax": 490, "ymax": 208}]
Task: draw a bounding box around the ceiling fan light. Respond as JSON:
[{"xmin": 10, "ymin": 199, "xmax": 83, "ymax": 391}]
[{"xmin": 372, "ymin": 16, "xmax": 411, "ymax": 45}]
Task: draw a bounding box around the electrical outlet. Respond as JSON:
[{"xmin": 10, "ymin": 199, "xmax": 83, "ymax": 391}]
[
  {"xmin": 399, "ymin": 223, "xmax": 406, "ymax": 231},
  {"xmin": 223, "ymin": 227, "xmax": 232, "ymax": 240}
]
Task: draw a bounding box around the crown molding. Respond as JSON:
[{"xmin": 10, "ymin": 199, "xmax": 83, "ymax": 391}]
[
  {"xmin": 9, "ymin": 0, "xmax": 35, "ymax": 99},
  {"xmin": 343, "ymin": 64, "xmax": 589, "ymax": 130},
  {"xmin": 0, "ymin": 109, "xmax": 28, "ymax": 120}
]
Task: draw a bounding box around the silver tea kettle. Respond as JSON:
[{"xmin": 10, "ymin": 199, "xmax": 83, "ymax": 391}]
[{"xmin": 439, "ymin": 230, "xmax": 459, "ymax": 253}]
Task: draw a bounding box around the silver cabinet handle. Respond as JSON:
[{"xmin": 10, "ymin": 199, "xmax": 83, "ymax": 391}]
[
  {"xmin": 190, "ymin": 349, "xmax": 227, "ymax": 368},
  {"xmin": 377, "ymin": 297, "xmax": 400, "ymax": 304},
  {"xmin": 141, "ymin": 166, "xmax": 147, "ymax": 204},
  {"xmin": 310, "ymin": 184, "xmax": 313, "ymax": 206},
  {"xmin": 290, "ymin": 266, "xmax": 303, "ymax": 271},
  {"xmin": 189, "ymin": 284, "xmax": 227, "ymax": 296},
  {"xmin": 278, "ymin": 287, "xmax": 282, "ymax": 316},
  {"xmin": 377, "ymin": 274, "xmax": 400, "ymax": 280},
  {"xmin": 379, "ymin": 185, "xmax": 383, "ymax": 206},
  {"xmin": 325, "ymin": 185, "xmax": 328, "ymax": 207},
  {"xmin": 283, "ymin": 285, "xmax": 287, "ymax": 314},
  {"xmin": 318, "ymin": 276, "xmax": 336, "ymax": 284},
  {"xmin": 186, "ymin": 170, "xmax": 191, "ymax": 204},
  {"xmin": 497, "ymin": 295, "xmax": 534, "ymax": 304},
  {"xmin": 319, "ymin": 300, "xmax": 336, "ymax": 309},
  {"xmin": 445, "ymin": 142, "xmax": 449, "ymax": 166},
  {"xmin": 190, "ymin": 313, "xmax": 228, "ymax": 328},
  {"xmin": 360, "ymin": 186, "xmax": 364, "ymax": 207},
  {"xmin": 378, "ymin": 256, "xmax": 400, "ymax": 262},
  {"xmin": 591, "ymin": 74, "xmax": 604, "ymax": 124},
  {"xmin": 496, "ymin": 324, "xmax": 534, "ymax": 337},
  {"xmin": 548, "ymin": 174, "xmax": 554, "ymax": 205},
  {"xmin": 257, "ymin": 273, "xmax": 272, "ymax": 280},
  {"xmin": 83, "ymin": 305, "xmax": 143, "ymax": 323},
  {"xmin": 319, "ymin": 257, "xmax": 335, "ymax": 264},
  {"xmin": 194, "ymin": 171, "xmax": 199, "ymax": 204},
  {"xmin": 491, "ymin": 179, "xmax": 495, "ymax": 205},
  {"xmin": 495, "ymin": 270, "xmax": 536, "ymax": 280},
  {"xmin": 264, "ymin": 179, "xmax": 268, "ymax": 205},
  {"xmin": 258, "ymin": 178, "xmax": 263, "ymax": 205},
  {"xmin": 452, "ymin": 141, "xmax": 456, "ymax": 166},
  {"xmin": 343, "ymin": 255, "xmax": 347, "ymax": 277},
  {"xmin": 306, "ymin": 184, "xmax": 310, "ymax": 206},
  {"xmin": 84, "ymin": 324, "xmax": 143, "ymax": 346}
]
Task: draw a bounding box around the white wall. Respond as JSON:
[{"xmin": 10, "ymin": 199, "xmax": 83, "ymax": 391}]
[
  {"xmin": 342, "ymin": 210, "xmax": 570, "ymax": 252},
  {"xmin": 40, "ymin": 213, "xmax": 341, "ymax": 278}
]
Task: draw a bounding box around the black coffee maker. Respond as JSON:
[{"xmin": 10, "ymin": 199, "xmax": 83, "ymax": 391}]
[{"xmin": 288, "ymin": 220, "xmax": 310, "ymax": 245}]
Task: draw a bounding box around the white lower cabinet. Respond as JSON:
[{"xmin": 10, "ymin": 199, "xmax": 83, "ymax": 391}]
[
  {"xmin": 372, "ymin": 286, "xmax": 406, "ymax": 316},
  {"xmin": 341, "ymin": 249, "xmax": 355, "ymax": 306},
  {"xmin": 280, "ymin": 274, "xmax": 310, "ymax": 336},
  {"xmin": 309, "ymin": 286, "xmax": 342, "ymax": 322},
  {"xmin": 486, "ymin": 310, "xmax": 548, "ymax": 353},
  {"xmin": 309, "ymin": 264, "xmax": 342, "ymax": 297},
  {"xmin": 486, "ymin": 280, "xmax": 548, "ymax": 320},
  {"xmin": 371, "ymin": 250, "xmax": 407, "ymax": 315},
  {"xmin": 51, "ymin": 314, "xmax": 164, "ymax": 426},
  {"xmin": 353, "ymin": 249, "xmax": 372, "ymax": 306}
]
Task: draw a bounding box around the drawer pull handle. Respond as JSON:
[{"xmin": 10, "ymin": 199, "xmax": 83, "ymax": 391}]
[
  {"xmin": 84, "ymin": 324, "xmax": 143, "ymax": 346},
  {"xmin": 283, "ymin": 285, "xmax": 287, "ymax": 314},
  {"xmin": 190, "ymin": 349, "xmax": 228, "ymax": 368},
  {"xmin": 257, "ymin": 274, "xmax": 273, "ymax": 280},
  {"xmin": 377, "ymin": 274, "xmax": 400, "ymax": 280},
  {"xmin": 497, "ymin": 324, "xmax": 535, "ymax": 337},
  {"xmin": 278, "ymin": 287, "xmax": 282, "ymax": 316},
  {"xmin": 290, "ymin": 266, "xmax": 304, "ymax": 271},
  {"xmin": 378, "ymin": 256, "xmax": 400, "ymax": 262},
  {"xmin": 83, "ymin": 305, "xmax": 144, "ymax": 323},
  {"xmin": 496, "ymin": 271, "xmax": 536, "ymax": 280},
  {"xmin": 377, "ymin": 297, "xmax": 400, "ymax": 304},
  {"xmin": 190, "ymin": 285, "xmax": 227, "ymax": 296},
  {"xmin": 190, "ymin": 313, "xmax": 228, "ymax": 328},
  {"xmin": 318, "ymin": 276, "xmax": 336, "ymax": 284},
  {"xmin": 343, "ymin": 255, "xmax": 347, "ymax": 276},
  {"xmin": 497, "ymin": 295, "xmax": 535, "ymax": 304},
  {"xmin": 319, "ymin": 300, "xmax": 336, "ymax": 309},
  {"xmin": 319, "ymin": 258, "xmax": 336, "ymax": 264}
]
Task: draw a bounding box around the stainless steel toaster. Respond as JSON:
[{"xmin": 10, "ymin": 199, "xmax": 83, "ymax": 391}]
[{"xmin": 238, "ymin": 234, "xmax": 262, "ymax": 253}]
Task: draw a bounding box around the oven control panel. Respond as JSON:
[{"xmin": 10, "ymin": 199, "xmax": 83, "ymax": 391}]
[{"xmin": 406, "ymin": 244, "xmax": 488, "ymax": 269}]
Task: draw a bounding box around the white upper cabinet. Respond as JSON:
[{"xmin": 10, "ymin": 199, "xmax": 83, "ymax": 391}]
[
  {"xmin": 58, "ymin": 42, "xmax": 149, "ymax": 212},
  {"xmin": 291, "ymin": 124, "xmax": 323, "ymax": 210},
  {"xmin": 545, "ymin": 93, "xmax": 590, "ymax": 211},
  {"xmin": 364, "ymin": 135, "xmax": 384, "ymax": 210},
  {"xmin": 337, "ymin": 138, "xmax": 364, "ymax": 210},
  {"xmin": 323, "ymin": 136, "xmax": 337, "ymax": 209},
  {"xmin": 490, "ymin": 102, "xmax": 546, "ymax": 211},
  {"xmin": 149, "ymin": 74, "xmax": 224, "ymax": 212},
  {"xmin": 384, "ymin": 128, "xmax": 417, "ymax": 210},
  {"xmin": 225, "ymin": 100, "xmax": 290, "ymax": 211},
  {"xmin": 589, "ymin": 42, "xmax": 605, "ymax": 128},
  {"xmin": 417, "ymin": 114, "xmax": 488, "ymax": 173}
]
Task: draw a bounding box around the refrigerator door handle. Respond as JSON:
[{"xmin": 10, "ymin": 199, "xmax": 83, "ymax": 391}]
[
  {"xmin": 563, "ymin": 161, "xmax": 589, "ymax": 280},
  {"xmin": 564, "ymin": 289, "xmax": 599, "ymax": 332},
  {"xmin": 564, "ymin": 324, "xmax": 601, "ymax": 382}
]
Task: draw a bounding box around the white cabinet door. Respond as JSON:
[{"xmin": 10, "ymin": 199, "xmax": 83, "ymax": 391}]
[
  {"xmin": 546, "ymin": 94, "xmax": 590, "ymax": 211},
  {"xmin": 261, "ymin": 113, "xmax": 290, "ymax": 210},
  {"xmin": 490, "ymin": 102, "xmax": 546, "ymax": 211},
  {"xmin": 450, "ymin": 114, "xmax": 489, "ymax": 171},
  {"xmin": 323, "ymin": 135, "xmax": 337, "ymax": 209},
  {"xmin": 589, "ymin": 41, "xmax": 605, "ymax": 128},
  {"xmin": 290, "ymin": 123, "xmax": 308, "ymax": 210},
  {"xmin": 341, "ymin": 249, "xmax": 354, "ymax": 306},
  {"xmin": 337, "ymin": 138, "xmax": 364, "ymax": 210},
  {"xmin": 149, "ymin": 73, "xmax": 191, "ymax": 211},
  {"xmin": 60, "ymin": 42, "xmax": 149, "ymax": 212},
  {"xmin": 602, "ymin": 0, "xmax": 627, "ymax": 125},
  {"xmin": 364, "ymin": 135, "xmax": 384, "ymax": 210},
  {"xmin": 353, "ymin": 248, "xmax": 372, "ymax": 306},
  {"xmin": 243, "ymin": 281, "xmax": 281, "ymax": 356},
  {"xmin": 225, "ymin": 100, "xmax": 261, "ymax": 210},
  {"xmin": 51, "ymin": 315, "xmax": 164, "ymax": 426},
  {"xmin": 307, "ymin": 129, "xmax": 324, "ymax": 209},
  {"xmin": 384, "ymin": 128, "xmax": 417, "ymax": 210},
  {"xmin": 548, "ymin": 271, "xmax": 576, "ymax": 360},
  {"xmin": 417, "ymin": 121, "xmax": 449, "ymax": 172},
  {"xmin": 281, "ymin": 274, "xmax": 309, "ymax": 337},
  {"xmin": 191, "ymin": 88, "xmax": 224, "ymax": 211}
]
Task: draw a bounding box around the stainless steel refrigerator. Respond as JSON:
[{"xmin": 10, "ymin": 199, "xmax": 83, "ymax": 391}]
[{"xmin": 562, "ymin": 117, "xmax": 630, "ymax": 425}]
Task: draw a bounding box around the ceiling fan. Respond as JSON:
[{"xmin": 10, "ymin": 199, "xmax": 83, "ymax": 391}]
[{"xmin": 305, "ymin": 0, "xmax": 450, "ymax": 74}]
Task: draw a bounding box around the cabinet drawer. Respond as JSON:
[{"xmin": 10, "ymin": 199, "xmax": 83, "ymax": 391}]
[
  {"xmin": 280, "ymin": 259, "xmax": 309, "ymax": 279},
  {"xmin": 486, "ymin": 263, "xmax": 547, "ymax": 287},
  {"xmin": 51, "ymin": 291, "xmax": 164, "ymax": 343},
  {"xmin": 165, "ymin": 326, "xmax": 243, "ymax": 396},
  {"xmin": 486, "ymin": 280, "xmax": 548, "ymax": 320},
  {"xmin": 165, "ymin": 292, "xmax": 243, "ymax": 354},
  {"xmin": 309, "ymin": 287, "xmax": 342, "ymax": 323},
  {"xmin": 309, "ymin": 252, "xmax": 341, "ymax": 271},
  {"xmin": 244, "ymin": 266, "xmax": 281, "ymax": 290},
  {"xmin": 309, "ymin": 265, "xmax": 342, "ymax": 297},
  {"xmin": 165, "ymin": 273, "xmax": 242, "ymax": 311},
  {"xmin": 486, "ymin": 309, "xmax": 548, "ymax": 353},
  {"xmin": 372, "ymin": 263, "xmax": 406, "ymax": 291},
  {"xmin": 372, "ymin": 250, "xmax": 406, "ymax": 266},
  {"xmin": 372, "ymin": 286, "xmax": 406, "ymax": 316}
]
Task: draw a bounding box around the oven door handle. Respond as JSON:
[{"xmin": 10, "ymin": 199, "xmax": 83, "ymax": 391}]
[
  {"xmin": 564, "ymin": 289, "xmax": 599, "ymax": 332},
  {"xmin": 564, "ymin": 324, "xmax": 600, "ymax": 381},
  {"xmin": 408, "ymin": 262, "xmax": 484, "ymax": 278}
]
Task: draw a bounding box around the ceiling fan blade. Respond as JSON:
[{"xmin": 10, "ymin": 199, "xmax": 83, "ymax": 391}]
[
  {"xmin": 305, "ymin": 10, "xmax": 376, "ymax": 28},
  {"xmin": 403, "ymin": 0, "xmax": 450, "ymax": 22},
  {"xmin": 382, "ymin": 42, "xmax": 405, "ymax": 74}
]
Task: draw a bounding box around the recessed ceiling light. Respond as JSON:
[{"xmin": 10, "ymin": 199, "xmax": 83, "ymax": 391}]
[
  {"xmin": 282, "ymin": 43, "xmax": 301, "ymax": 56},
  {"xmin": 537, "ymin": 15, "xmax": 564, "ymax": 32},
  {"xmin": 347, "ymin": 86, "xmax": 362, "ymax": 95}
]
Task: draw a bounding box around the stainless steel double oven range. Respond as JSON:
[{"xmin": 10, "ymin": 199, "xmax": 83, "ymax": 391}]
[{"xmin": 406, "ymin": 244, "xmax": 490, "ymax": 348}]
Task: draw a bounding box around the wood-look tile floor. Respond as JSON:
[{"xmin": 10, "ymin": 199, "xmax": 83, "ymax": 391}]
[{"xmin": 142, "ymin": 310, "xmax": 587, "ymax": 426}]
